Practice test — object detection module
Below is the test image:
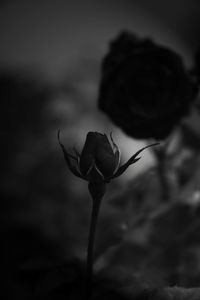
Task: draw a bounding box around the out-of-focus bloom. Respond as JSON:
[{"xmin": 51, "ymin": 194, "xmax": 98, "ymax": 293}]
[
  {"xmin": 58, "ymin": 130, "xmax": 158, "ymax": 183},
  {"xmin": 98, "ymin": 31, "xmax": 196, "ymax": 140}
]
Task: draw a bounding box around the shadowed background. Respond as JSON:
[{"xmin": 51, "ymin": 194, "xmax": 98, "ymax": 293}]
[
  {"xmin": 1, "ymin": 0, "xmax": 200, "ymax": 170},
  {"xmin": 1, "ymin": 1, "xmax": 200, "ymax": 299}
]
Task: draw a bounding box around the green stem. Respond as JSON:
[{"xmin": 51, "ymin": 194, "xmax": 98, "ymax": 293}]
[{"xmin": 84, "ymin": 182, "xmax": 106, "ymax": 300}]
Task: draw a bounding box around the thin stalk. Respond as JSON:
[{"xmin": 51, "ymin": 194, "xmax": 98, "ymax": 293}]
[
  {"xmin": 156, "ymin": 149, "xmax": 170, "ymax": 202},
  {"xmin": 152, "ymin": 129, "xmax": 179, "ymax": 202},
  {"xmin": 84, "ymin": 182, "xmax": 106, "ymax": 300}
]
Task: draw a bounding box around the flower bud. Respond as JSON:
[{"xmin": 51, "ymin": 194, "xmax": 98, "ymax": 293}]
[
  {"xmin": 79, "ymin": 132, "xmax": 120, "ymax": 182},
  {"xmin": 58, "ymin": 130, "xmax": 159, "ymax": 183}
]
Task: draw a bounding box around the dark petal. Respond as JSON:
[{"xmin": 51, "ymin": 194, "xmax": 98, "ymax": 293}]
[
  {"xmin": 96, "ymin": 133, "xmax": 114, "ymax": 154},
  {"xmin": 58, "ymin": 130, "xmax": 84, "ymax": 179},
  {"xmin": 112, "ymin": 143, "xmax": 160, "ymax": 178},
  {"xmin": 79, "ymin": 132, "xmax": 97, "ymax": 175},
  {"xmin": 102, "ymin": 102, "xmax": 182, "ymax": 139},
  {"xmin": 95, "ymin": 134, "xmax": 117, "ymax": 177}
]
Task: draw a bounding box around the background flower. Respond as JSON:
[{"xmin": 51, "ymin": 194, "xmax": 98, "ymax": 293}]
[{"xmin": 98, "ymin": 31, "xmax": 196, "ymax": 140}]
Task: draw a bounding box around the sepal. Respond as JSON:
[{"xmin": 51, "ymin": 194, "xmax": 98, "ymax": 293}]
[
  {"xmin": 111, "ymin": 142, "xmax": 159, "ymax": 179},
  {"xmin": 58, "ymin": 130, "xmax": 84, "ymax": 179}
]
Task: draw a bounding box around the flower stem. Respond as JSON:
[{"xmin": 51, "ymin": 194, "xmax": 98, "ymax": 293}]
[
  {"xmin": 84, "ymin": 182, "xmax": 106, "ymax": 300},
  {"xmin": 157, "ymin": 151, "xmax": 170, "ymax": 202},
  {"xmin": 152, "ymin": 145, "xmax": 170, "ymax": 202}
]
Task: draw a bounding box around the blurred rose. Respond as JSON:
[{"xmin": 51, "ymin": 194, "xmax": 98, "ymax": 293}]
[{"xmin": 98, "ymin": 31, "xmax": 196, "ymax": 140}]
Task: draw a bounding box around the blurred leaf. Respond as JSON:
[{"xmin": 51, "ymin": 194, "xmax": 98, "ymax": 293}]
[
  {"xmin": 109, "ymin": 168, "xmax": 164, "ymax": 225},
  {"xmin": 164, "ymin": 287, "xmax": 200, "ymax": 300},
  {"xmin": 150, "ymin": 203, "xmax": 193, "ymax": 244},
  {"xmin": 94, "ymin": 208, "xmax": 125, "ymax": 260}
]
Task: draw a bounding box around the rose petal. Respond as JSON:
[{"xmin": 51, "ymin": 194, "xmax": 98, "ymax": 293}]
[
  {"xmin": 79, "ymin": 132, "xmax": 97, "ymax": 175},
  {"xmin": 95, "ymin": 134, "xmax": 118, "ymax": 177}
]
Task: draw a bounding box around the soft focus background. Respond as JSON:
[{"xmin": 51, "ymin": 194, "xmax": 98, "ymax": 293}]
[{"xmin": 1, "ymin": 1, "xmax": 200, "ymax": 299}]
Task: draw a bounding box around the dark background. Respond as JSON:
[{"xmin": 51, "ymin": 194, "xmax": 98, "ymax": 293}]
[{"xmin": 1, "ymin": 1, "xmax": 200, "ymax": 299}]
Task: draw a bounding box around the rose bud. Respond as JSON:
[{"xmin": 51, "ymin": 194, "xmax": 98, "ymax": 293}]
[
  {"xmin": 58, "ymin": 130, "xmax": 159, "ymax": 299},
  {"xmin": 58, "ymin": 130, "xmax": 159, "ymax": 183}
]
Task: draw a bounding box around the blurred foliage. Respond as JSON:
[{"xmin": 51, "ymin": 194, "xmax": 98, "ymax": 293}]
[{"xmin": 1, "ymin": 63, "xmax": 200, "ymax": 299}]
